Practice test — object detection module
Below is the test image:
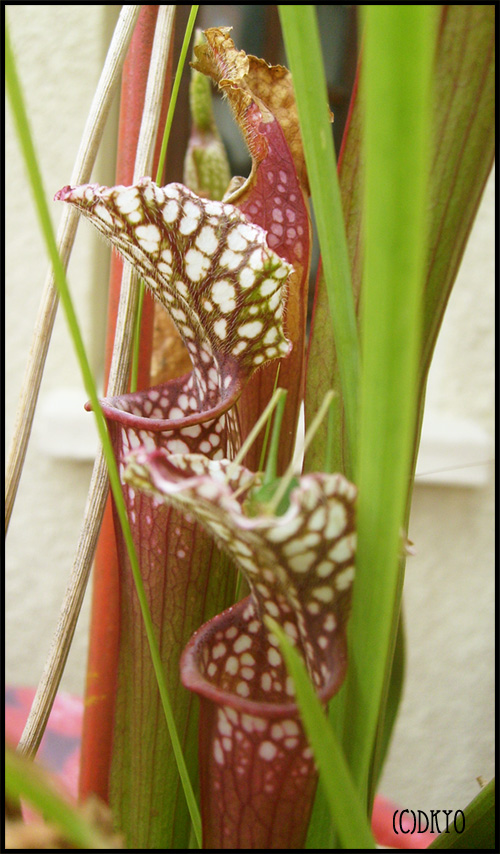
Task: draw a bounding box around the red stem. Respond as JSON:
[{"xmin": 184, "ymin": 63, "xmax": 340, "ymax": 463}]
[{"xmin": 79, "ymin": 5, "xmax": 172, "ymax": 803}]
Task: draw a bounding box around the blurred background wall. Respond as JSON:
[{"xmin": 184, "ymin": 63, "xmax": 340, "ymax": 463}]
[{"xmin": 6, "ymin": 4, "xmax": 494, "ymax": 819}]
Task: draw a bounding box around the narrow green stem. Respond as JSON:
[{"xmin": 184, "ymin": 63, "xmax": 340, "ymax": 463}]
[
  {"xmin": 278, "ymin": 5, "xmax": 360, "ymax": 466},
  {"xmin": 343, "ymin": 5, "xmax": 436, "ymax": 804},
  {"xmin": 262, "ymin": 391, "xmax": 288, "ymax": 487},
  {"xmin": 258, "ymin": 363, "xmax": 282, "ymax": 473},
  {"xmin": 156, "ymin": 5, "xmax": 200, "ymax": 186},
  {"xmin": 267, "ymin": 390, "xmax": 335, "ymax": 515},
  {"xmin": 130, "ymin": 5, "xmax": 199, "ymax": 392},
  {"xmin": 266, "ymin": 618, "xmax": 376, "ymax": 850},
  {"xmin": 230, "ymin": 386, "xmax": 287, "ymax": 472},
  {"xmin": 324, "ymin": 394, "xmax": 337, "ymax": 474}
]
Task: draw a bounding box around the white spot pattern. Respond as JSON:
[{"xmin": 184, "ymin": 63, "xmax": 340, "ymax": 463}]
[
  {"xmin": 126, "ymin": 452, "xmax": 356, "ymax": 706},
  {"xmin": 56, "ymin": 179, "xmax": 292, "ymax": 391}
]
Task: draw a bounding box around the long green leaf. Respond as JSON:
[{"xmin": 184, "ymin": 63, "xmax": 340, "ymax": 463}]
[
  {"xmin": 266, "ymin": 618, "xmax": 376, "ymax": 850},
  {"xmin": 303, "ymin": 6, "xmax": 495, "ymax": 830},
  {"xmin": 305, "ymin": 4, "xmax": 495, "ymax": 481},
  {"xmin": 365, "ymin": 4, "xmax": 495, "ymax": 808},
  {"xmin": 278, "ymin": 5, "xmax": 360, "ymax": 468},
  {"xmin": 343, "ymin": 4, "xmax": 437, "ymax": 804},
  {"xmin": 304, "ymin": 65, "xmax": 363, "ymax": 480},
  {"xmin": 130, "ymin": 4, "xmax": 199, "ymax": 392},
  {"xmin": 5, "ymin": 21, "xmax": 202, "ymax": 847},
  {"xmin": 419, "ymin": 4, "xmax": 495, "ymax": 385},
  {"xmin": 370, "ymin": 608, "xmax": 406, "ymax": 787},
  {"xmin": 429, "ymin": 778, "xmax": 495, "ymax": 850}
]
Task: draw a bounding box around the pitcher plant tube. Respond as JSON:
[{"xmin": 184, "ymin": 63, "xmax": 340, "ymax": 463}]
[
  {"xmin": 54, "ymin": 176, "xmax": 299, "ymax": 847},
  {"xmin": 53, "ymin": 24, "xmax": 324, "ymax": 848}
]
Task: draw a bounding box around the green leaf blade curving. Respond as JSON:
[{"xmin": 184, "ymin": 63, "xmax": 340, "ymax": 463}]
[
  {"xmin": 345, "ymin": 2, "xmax": 438, "ymax": 804},
  {"xmin": 279, "ymin": 4, "xmax": 360, "ymax": 470},
  {"xmin": 429, "ymin": 778, "xmax": 495, "ymax": 850},
  {"xmin": 266, "ymin": 617, "xmax": 376, "ymax": 851}
]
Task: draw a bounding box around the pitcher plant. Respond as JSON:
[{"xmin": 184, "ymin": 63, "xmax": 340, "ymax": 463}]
[{"xmin": 5, "ymin": 5, "xmax": 494, "ymax": 850}]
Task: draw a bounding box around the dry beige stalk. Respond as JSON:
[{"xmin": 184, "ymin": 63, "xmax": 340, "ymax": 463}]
[
  {"xmin": 5, "ymin": 5, "xmax": 141, "ymax": 532},
  {"xmin": 16, "ymin": 5, "xmax": 176, "ymax": 759}
]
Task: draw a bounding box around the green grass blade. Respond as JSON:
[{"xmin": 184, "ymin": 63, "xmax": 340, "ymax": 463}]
[
  {"xmin": 368, "ymin": 4, "xmax": 494, "ymax": 802},
  {"xmin": 428, "ymin": 778, "xmax": 495, "ymax": 850},
  {"xmin": 342, "ymin": 5, "xmax": 437, "ymax": 804},
  {"xmin": 130, "ymin": 5, "xmax": 199, "ymax": 392},
  {"xmin": 155, "ymin": 4, "xmax": 199, "ymax": 186},
  {"xmin": 267, "ymin": 390, "xmax": 335, "ymax": 515},
  {"xmin": 371, "ymin": 608, "xmax": 406, "ymax": 788},
  {"xmin": 419, "ymin": 6, "xmax": 495, "ymax": 384},
  {"xmin": 303, "ymin": 57, "xmax": 363, "ymax": 481},
  {"xmin": 5, "ymin": 22, "xmax": 201, "ymax": 847},
  {"xmin": 266, "ymin": 618, "xmax": 376, "ymax": 850},
  {"xmin": 262, "ymin": 389, "xmax": 287, "ymax": 486},
  {"xmin": 258, "ymin": 365, "xmax": 282, "ymax": 475},
  {"xmin": 278, "ymin": 5, "xmax": 360, "ymax": 466}
]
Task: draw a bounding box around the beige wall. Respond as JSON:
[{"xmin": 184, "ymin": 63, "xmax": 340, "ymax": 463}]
[
  {"xmin": 6, "ymin": 5, "xmax": 118, "ymax": 699},
  {"xmin": 6, "ymin": 4, "xmax": 494, "ymax": 822}
]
